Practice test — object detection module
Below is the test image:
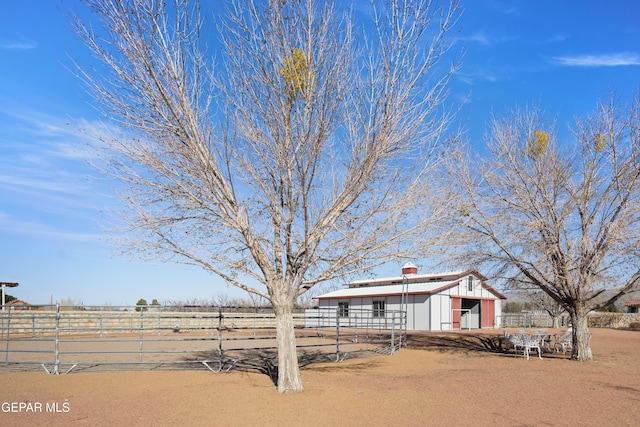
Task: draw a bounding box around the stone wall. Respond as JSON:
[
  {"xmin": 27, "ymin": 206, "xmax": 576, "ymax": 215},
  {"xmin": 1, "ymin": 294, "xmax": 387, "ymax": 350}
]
[{"xmin": 587, "ymin": 312, "xmax": 640, "ymax": 329}]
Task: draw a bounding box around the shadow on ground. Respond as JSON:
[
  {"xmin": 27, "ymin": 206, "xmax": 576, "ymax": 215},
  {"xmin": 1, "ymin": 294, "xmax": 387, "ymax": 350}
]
[
  {"xmin": 405, "ymin": 331, "xmax": 568, "ymax": 361},
  {"xmin": 182, "ymin": 347, "xmax": 382, "ymax": 386},
  {"xmin": 405, "ymin": 332, "xmax": 506, "ymax": 354},
  {"xmin": 181, "ymin": 331, "xmax": 527, "ymax": 384}
]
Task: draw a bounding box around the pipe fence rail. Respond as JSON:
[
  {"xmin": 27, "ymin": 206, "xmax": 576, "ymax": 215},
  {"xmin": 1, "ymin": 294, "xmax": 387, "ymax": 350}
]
[
  {"xmin": 499, "ymin": 312, "xmax": 640, "ymax": 329},
  {"xmin": 499, "ymin": 313, "xmax": 570, "ymax": 329},
  {"xmin": 304, "ymin": 307, "xmax": 406, "ymax": 354},
  {"xmin": 0, "ymin": 305, "xmax": 406, "ymax": 374}
]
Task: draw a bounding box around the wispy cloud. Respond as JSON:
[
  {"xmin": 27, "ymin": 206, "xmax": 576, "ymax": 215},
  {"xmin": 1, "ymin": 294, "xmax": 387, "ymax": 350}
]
[
  {"xmin": 0, "ymin": 212, "xmax": 103, "ymax": 242},
  {"xmin": 457, "ymin": 70, "xmax": 499, "ymax": 85},
  {"xmin": 0, "ymin": 105, "xmax": 116, "ymax": 224},
  {"xmin": 0, "ymin": 174, "xmax": 91, "ymax": 196},
  {"xmin": 550, "ymin": 52, "xmax": 640, "ymax": 67},
  {"xmin": 0, "ymin": 106, "xmax": 100, "ymax": 160},
  {"xmin": 0, "ymin": 171, "xmax": 105, "ymax": 221},
  {"xmin": 459, "ymin": 32, "xmax": 492, "ymax": 46},
  {"xmin": 457, "ymin": 31, "xmax": 518, "ymax": 47},
  {"xmin": 0, "ymin": 39, "xmax": 38, "ymax": 51}
]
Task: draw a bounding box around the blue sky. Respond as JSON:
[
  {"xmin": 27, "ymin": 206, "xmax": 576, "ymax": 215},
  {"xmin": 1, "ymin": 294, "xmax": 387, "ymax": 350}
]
[{"xmin": 1, "ymin": 0, "xmax": 639, "ymax": 306}]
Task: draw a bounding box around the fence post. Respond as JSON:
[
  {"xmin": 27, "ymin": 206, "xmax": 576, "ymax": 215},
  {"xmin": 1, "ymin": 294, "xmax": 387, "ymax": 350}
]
[
  {"xmin": 4, "ymin": 309, "xmax": 12, "ymax": 361},
  {"xmin": 218, "ymin": 307, "xmax": 224, "ymax": 370},
  {"xmin": 354, "ymin": 313, "xmax": 358, "ymax": 343},
  {"xmin": 139, "ymin": 307, "xmax": 144, "ymax": 362},
  {"xmin": 365, "ymin": 311, "xmax": 370, "ymax": 350},
  {"xmin": 402, "ymin": 309, "xmax": 406, "ymax": 348},
  {"xmin": 335, "ymin": 309, "xmax": 340, "ymax": 361},
  {"xmin": 390, "ymin": 310, "xmax": 395, "ymax": 355},
  {"xmin": 54, "ymin": 303, "xmax": 60, "ymax": 374}
]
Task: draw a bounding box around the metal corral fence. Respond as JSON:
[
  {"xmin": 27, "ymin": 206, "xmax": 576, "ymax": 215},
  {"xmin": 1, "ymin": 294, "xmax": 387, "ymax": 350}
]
[
  {"xmin": 304, "ymin": 306, "xmax": 406, "ymax": 347},
  {"xmin": 499, "ymin": 312, "xmax": 640, "ymax": 329},
  {"xmin": 499, "ymin": 312, "xmax": 569, "ymax": 329},
  {"xmin": 0, "ymin": 305, "xmax": 405, "ymax": 374}
]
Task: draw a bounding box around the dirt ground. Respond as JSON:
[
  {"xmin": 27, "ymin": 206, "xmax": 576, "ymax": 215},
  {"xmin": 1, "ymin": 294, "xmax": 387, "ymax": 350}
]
[{"xmin": 1, "ymin": 328, "xmax": 639, "ymax": 426}]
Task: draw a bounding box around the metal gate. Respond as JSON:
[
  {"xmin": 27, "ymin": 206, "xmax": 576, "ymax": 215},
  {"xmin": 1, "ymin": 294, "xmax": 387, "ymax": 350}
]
[{"xmin": 1, "ymin": 305, "xmax": 405, "ymax": 374}]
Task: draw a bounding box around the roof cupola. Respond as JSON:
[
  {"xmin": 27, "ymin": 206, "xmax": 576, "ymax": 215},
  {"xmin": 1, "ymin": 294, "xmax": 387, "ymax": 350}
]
[{"xmin": 401, "ymin": 262, "xmax": 418, "ymax": 275}]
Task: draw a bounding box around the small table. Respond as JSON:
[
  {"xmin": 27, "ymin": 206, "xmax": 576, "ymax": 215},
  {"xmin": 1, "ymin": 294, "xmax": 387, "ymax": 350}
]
[{"xmin": 531, "ymin": 331, "xmax": 554, "ymax": 352}]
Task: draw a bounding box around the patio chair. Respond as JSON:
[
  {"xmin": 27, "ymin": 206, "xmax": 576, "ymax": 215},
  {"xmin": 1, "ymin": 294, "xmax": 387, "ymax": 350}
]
[
  {"xmin": 503, "ymin": 331, "xmax": 514, "ymax": 351},
  {"xmin": 505, "ymin": 331, "xmax": 522, "ymax": 353},
  {"xmin": 558, "ymin": 331, "xmax": 572, "ymax": 354},
  {"xmin": 558, "ymin": 331, "xmax": 592, "ymax": 355},
  {"xmin": 522, "ymin": 335, "xmax": 542, "ymax": 360},
  {"xmin": 507, "ymin": 332, "xmax": 541, "ymax": 360},
  {"xmin": 533, "ymin": 329, "xmax": 552, "ymax": 351}
]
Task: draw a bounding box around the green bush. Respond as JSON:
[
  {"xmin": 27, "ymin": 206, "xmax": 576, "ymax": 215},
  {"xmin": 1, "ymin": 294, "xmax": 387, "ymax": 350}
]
[{"xmin": 135, "ymin": 298, "xmax": 148, "ymax": 312}]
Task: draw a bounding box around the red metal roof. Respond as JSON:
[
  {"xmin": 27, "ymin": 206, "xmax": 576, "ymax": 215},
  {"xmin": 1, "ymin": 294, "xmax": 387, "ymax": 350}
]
[{"xmin": 5, "ymin": 299, "xmax": 29, "ymax": 306}]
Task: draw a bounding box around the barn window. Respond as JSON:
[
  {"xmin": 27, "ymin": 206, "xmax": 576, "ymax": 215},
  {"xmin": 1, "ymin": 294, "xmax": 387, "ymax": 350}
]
[
  {"xmin": 373, "ymin": 300, "xmax": 385, "ymax": 317},
  {"xmin": 338, "ymin": 302, "xmax": 349, "ymax": 317},
  {"xmin": 467, "ymin": 276, "xmax": 473, "ymax": 291}
]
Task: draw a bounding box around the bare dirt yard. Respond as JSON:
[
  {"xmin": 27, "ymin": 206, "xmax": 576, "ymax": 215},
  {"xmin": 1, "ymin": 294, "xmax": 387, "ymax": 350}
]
[{"xmin": 1, "ymin": 327, "xmax": 639, "ymax": 426}]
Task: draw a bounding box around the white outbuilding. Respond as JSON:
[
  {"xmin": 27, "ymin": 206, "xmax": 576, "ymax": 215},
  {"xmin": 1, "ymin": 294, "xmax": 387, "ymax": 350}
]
[{"xmin": 313, "ymin": 263, "xmax": 506, "ymax": 331}]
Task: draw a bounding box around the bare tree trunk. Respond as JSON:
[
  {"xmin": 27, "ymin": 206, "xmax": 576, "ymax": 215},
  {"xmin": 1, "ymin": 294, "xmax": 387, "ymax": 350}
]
[
  {"xmin": 273, "ymin": 302, "xmax": 303, "ymax": 393},
  {"xmin": 570, "ymin": 311, "xmax": 593, "ymax": 361}
]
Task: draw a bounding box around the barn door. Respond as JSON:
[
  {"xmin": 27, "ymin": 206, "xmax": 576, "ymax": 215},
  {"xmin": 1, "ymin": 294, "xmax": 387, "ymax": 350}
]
[
  {"xmin": 481, "ymin": 299, "xmax": 495, "ymax": 328},
  {"xmin": 452, "ymin": 297, "xmax": 461, "ymax": 329}
]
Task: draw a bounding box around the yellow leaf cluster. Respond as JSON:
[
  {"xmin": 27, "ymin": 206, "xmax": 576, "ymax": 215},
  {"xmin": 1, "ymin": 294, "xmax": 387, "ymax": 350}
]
[
  {"xmin": 527, "ymin": 129, "xmax": 550, "ymax": 158},
  {"xmin": 279, "ymin": 48, "xmax": 308, "ymax": 98},
  {"xmin": 593, "ymin": 134, "xmax": 607, "ymax": 153}
]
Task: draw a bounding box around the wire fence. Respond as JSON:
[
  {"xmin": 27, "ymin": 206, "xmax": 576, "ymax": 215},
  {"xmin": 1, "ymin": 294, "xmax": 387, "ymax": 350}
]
[{"xmin": 0, "ymin": 305, "xmax": 405, "ymax": 374}]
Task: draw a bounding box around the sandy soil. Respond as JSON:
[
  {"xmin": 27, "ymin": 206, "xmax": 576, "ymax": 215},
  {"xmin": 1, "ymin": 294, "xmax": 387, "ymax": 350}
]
[{"xmin": 1, "ymin": 328, "xmax": 639, "ymax": 426}]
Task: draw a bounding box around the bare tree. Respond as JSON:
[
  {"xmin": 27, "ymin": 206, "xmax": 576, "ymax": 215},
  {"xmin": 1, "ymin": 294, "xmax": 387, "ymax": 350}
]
[
  {"xmin": 519, "ymin": 287, "xmax": 564, "ymax": 327},
  {"xmin": 447, "ymin": 95, "xmax": 640, "ymax": 360},
  {"xmin": 501, "ymin": 276, "xmax": 565, "ymax": 327},
  {"xmin": 72, "ymin": 0, "xmax": 460, "ymax": 392},
  {"xmin": 212, "ymin": 293, "xmax": 231, "ymax": 308}
]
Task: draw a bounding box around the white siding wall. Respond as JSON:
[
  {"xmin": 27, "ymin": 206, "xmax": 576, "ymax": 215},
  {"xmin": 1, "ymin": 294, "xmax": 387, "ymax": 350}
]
[
  {"xmin": 410, "ymin": 294, "xmax": 429, "ymax": 330},
  {"xmin": 437, "ymin": 294, "xmax": 454, "ymax": 331}
]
